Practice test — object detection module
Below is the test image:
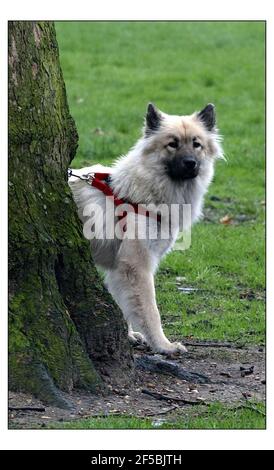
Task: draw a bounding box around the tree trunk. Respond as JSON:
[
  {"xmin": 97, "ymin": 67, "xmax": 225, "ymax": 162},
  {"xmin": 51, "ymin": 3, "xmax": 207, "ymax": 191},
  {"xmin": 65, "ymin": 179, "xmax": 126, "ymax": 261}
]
[{"xmin": 8, "ymin": 21, "xmax": 133, "ymax": 409}]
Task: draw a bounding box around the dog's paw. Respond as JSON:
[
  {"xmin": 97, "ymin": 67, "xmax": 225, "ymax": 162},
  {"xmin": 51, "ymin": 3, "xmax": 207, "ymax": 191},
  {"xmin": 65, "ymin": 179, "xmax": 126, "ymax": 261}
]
[
  {"xmin": 128, "ymin": 331, "xmax": 147, "ymax": 346},
  {"xmin": 171, "ymin": 342, "xmax": 188, "ymax": 354},
  {"xmin": 156, "ymin": 341, "xmax": 188, "ymax": 356}
]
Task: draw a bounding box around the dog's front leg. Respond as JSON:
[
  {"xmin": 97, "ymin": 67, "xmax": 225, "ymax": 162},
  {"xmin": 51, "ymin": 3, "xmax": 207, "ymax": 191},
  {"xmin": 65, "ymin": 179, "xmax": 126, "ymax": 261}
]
[{"xmin": 105, "ymin": 239, "xmax": 187, "ymax": 355}]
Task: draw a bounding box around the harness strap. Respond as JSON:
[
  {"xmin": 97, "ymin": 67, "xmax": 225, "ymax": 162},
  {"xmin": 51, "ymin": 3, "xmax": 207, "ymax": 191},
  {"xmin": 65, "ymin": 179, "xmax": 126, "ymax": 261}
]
[
  {"xmin": 91, "ymin": 173, "xmax": 161, "ymax": 223},
  {"xmin": 91, "ymin": 174, "xmax": 125, "ymax": 206},
  {"xmin": 68, "ymin": 169, "xmax": 161, "ymax": 224}
]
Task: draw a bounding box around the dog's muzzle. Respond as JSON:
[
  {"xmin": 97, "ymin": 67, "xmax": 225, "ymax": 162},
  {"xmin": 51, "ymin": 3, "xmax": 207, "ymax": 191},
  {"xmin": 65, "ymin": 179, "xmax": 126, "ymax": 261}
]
[{"xmin": 166, "ymin": 155, "xmax": 199, "ymax": 181}]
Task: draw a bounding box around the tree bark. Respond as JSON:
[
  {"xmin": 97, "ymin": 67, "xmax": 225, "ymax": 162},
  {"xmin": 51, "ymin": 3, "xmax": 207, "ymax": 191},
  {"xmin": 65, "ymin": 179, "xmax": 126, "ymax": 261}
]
[{"xmin": 8, "ymin": 21, "xmax": 133, "ymax": 408}]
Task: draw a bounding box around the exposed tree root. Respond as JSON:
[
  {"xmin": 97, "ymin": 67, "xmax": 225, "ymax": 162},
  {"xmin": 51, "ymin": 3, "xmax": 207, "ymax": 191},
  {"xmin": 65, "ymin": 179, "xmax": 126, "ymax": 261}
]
[{"xmin": 135, "ymin": 354, "xmax": 210, "ymax": 384}]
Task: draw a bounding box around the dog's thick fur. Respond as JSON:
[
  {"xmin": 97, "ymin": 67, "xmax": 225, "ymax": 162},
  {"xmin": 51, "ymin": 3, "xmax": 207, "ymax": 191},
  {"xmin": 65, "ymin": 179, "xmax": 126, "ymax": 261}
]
[{"xmin": 69, "ymin": 103, "xmax": 223, "ymax": 354}]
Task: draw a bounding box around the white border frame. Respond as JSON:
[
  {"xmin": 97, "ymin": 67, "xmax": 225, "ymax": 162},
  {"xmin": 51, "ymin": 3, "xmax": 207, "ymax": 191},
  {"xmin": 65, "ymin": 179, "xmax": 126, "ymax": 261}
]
[{"xmin": 1, "ymin": 0, "xmax": 272, "ymax": 450}]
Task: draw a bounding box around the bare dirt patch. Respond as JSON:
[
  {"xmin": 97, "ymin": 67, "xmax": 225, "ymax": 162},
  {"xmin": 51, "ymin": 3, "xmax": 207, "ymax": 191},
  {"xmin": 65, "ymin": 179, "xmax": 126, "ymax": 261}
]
[{"xmin": 9, "ymin": 341, "xmax": 265, "ymax": 429}]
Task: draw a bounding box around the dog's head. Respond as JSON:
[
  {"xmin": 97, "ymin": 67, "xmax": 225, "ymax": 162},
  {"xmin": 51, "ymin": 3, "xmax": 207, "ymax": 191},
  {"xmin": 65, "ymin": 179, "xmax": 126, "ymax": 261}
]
[{"xmin": 142, "ymin": 103, "xmax": 223, "ymax": 182}]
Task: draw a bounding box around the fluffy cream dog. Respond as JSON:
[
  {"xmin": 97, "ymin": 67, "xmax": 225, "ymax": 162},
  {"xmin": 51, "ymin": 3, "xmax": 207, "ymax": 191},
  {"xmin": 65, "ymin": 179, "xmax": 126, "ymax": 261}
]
[{"xmin": 69, "ymin": 103, "xmax": 223, "ymax": 354}]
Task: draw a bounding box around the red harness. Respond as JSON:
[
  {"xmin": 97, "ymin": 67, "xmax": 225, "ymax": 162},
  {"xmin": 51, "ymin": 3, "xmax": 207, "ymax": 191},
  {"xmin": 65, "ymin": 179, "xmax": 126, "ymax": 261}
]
[{"xmin": 69, "ymin": 170, "xmax": 161, "ymax": 225}]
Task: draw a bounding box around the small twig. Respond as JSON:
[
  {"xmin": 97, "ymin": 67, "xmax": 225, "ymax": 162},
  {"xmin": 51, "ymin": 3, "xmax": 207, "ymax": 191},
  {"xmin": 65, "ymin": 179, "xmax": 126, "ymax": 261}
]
[
  {"xmin": 141, "ymin": 389, "xmax": 206, "ymax": 406},
  {"xmin": 183, "ymin": 341, "xmax": 244, "ymax": 349},
  {"xmin": 8, "ymin": 406, "xmax": 46, "ymax": 412},
  {"xmin": 240, "ymin": 365, "xmax": 254, "ymax": 377}
]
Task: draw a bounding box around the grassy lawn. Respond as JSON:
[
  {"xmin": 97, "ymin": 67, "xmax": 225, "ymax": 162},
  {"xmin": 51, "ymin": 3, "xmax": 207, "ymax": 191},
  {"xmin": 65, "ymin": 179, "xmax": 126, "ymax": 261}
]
[
  {"xmin": 55, "ymin": 21, "xmax": 265, "ymax": 429},
  {"xmin": 49, "ymin": 402, "xmax": 265, "ymax": 430}
]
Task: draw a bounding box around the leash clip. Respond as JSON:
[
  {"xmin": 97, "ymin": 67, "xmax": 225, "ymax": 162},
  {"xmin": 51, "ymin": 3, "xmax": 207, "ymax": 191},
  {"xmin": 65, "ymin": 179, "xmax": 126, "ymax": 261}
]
[
  {"xmin": 82, "ymin": 172, "xmax": 95, "ymax": 184},
  {"xmin": 68, "ymin": 168, "xmax": 95, "ymax": 183}
]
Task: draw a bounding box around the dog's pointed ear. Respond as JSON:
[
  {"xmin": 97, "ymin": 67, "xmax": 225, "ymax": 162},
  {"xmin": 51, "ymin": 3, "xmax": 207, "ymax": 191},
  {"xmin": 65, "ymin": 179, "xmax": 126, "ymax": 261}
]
[
  {"xmin": 145, "ymin": 103, "xmax": 162, "ymax": 135},
  {"xmin": 197, "ymin": 104, "xmax": 216, "ymax": 131}
]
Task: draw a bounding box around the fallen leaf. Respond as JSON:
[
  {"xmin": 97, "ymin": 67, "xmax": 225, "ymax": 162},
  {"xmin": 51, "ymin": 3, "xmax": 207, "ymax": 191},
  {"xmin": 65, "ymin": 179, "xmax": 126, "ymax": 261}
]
[{"xmin": 219, "ymin": 214, "xmax": 233, "ymax": 224}]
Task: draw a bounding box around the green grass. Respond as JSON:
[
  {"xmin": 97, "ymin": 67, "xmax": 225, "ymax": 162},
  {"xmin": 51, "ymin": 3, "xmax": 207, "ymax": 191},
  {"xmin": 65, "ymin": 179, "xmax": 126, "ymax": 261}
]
[
  {"xmin": 56, "ymin": 20, "xmax": 265, "ymax": 347},
  {"xmin": 49, "ymin": 402, "xmax": 265, "ymax": 429},
  {"xmin": 55, "ymin": 21, "xmax": 265, "ymax": 428},
  {"xmin": 158, "ymin": 221, "xmax": 265, "ymax": 345}
]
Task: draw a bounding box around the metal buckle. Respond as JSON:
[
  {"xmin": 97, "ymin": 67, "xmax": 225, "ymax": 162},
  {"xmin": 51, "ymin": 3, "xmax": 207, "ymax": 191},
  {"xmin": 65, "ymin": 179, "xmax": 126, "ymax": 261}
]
[
  {"xmin": 82, "ymin": 172, "xmax": 95, "ymax": 183},
  {"xmin": 68, "ymin": 168, "xmax": 95, "ymax": 183}
]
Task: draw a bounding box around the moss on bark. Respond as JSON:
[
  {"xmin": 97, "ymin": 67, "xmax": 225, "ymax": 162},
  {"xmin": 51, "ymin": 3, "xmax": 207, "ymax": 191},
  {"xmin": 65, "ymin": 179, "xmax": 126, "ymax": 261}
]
[{"xmin": 9, "ymin": 21, "xmax": 133, "ymax": 408}]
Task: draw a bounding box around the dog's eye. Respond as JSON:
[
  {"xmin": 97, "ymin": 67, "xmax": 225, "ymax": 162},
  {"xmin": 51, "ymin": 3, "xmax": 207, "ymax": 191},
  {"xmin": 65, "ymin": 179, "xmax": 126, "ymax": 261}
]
[
  {"xmin": 168, "ymin": 141, "xmax": 178, "ymax": 149},
  {"xmin": 193, "ymin": 141, "xmax": 202, "ymax": 149}
]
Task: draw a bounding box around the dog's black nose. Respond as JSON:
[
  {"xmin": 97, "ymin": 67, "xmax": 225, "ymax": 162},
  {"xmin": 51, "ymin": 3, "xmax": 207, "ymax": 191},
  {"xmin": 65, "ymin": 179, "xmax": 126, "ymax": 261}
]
[
  {"xmin": 183, "ymin": 156, "xmax": 197, "ymax": 171},
  {"xmin": 166, "ymin": 155, "xmax": 199, "ymax": 181}
]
